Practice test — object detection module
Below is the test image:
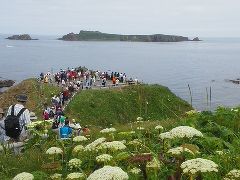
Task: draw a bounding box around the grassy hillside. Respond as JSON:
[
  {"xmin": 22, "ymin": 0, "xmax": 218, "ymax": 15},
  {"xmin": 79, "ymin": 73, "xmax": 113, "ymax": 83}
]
[
  {"xmin": 0, "ymin": 79, "xmax": 61, "ymax": 117},
  {"xmin": 65, "ymin": 84, "xmax": 192, "ymax": 126}
]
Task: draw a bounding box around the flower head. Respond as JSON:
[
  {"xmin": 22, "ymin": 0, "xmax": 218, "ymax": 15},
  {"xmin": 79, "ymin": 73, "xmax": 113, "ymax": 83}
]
[
  {"xmin": 100, "ymin": 128, "xmax": 116, "ymax": 133},
  {"xmin": 50, "ymin": 173, "xmax": 62, "ymax": 180},
  {"xmin": 129, "ymin": 167, "xmax": 141, "ymax": 175},
  {"xmin": 87, "ymin": 166, "xmax": 129, "ymax": 180},
  {"xmin": 84, "ymin": 137, "xmax": 106, "ymax": 152},
  {"xmin": 46, "ymin": 147, "xmax": 63, "ymax": 155},
  {"xmin": 155, "ymin": 125, "xmax": 163, "ymax": 130},
  {"xmin": 170, "ymin": 126, "xmax": 203, "ymax": 139},
  {"xmin": 96, "ymin": 154, "xmax": 113, "ymax": 163},
  {"xmin": 13, "ymin": 172, "xmax": 34, "ymax": 180},
  {"xmin": 167, "ymin": 147, "xmax": 194, "ymax": 155},
  {"xmin": 224, "ymin": 169, "xmax": 240, "ymax": 180},
  {"xmin": 68, "ymin": 158, "xmax": 82, "ymax": 170},
  {"xmin": 67, "ymin": 172, "xmax": 85, "ymax": 179},
  {"xmin": 159, "ymin": 132, "xmax": 173, "ymax": 140},
  {"xmin": 98, "ymin": 141, "xmax": 127, "ymax": 151},
  {"xmin": 73, "ymin": 145, "xmax": 84, "ymax": 153},
  {"xmin": 73, "ymin": 136, "xmax": 88, "ymax": 142}
]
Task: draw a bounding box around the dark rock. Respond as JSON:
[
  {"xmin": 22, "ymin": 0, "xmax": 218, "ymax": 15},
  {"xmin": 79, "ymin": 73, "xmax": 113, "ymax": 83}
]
[
  {"xmin": 192, "ymin": 37, "xmax": 201, "ymax": 41},
  {"xmin": 6, "ymin": 34, "xmax": 38, "ymax": 40},
  {"xmin": 58, "ymin": 33, "xmax": 79, "ymax": 41},
  {"xmin": 0, "ymin": 80, "xmax": 15, "ymax": 88}
]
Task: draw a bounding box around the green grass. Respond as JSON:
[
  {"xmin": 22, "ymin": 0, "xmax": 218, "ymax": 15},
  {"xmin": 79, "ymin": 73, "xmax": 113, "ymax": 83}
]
[{"xmin": 65, "ymin": 84, "xmax": 192, "ymax": 126}]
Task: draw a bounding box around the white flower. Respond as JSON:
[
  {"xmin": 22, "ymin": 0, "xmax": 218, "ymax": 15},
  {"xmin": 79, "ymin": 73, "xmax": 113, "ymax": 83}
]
[
  {"xmin": 136, "ymin": 117, "xmax": 143, "ymax": 121},
  {"xmin": 68, "ymin": 158, "xmax": 82, "ymax": 170},
  {"xmin": 98, "ymin": 141, "xmax": 127, "ymax": 151},
  {"xmin": 186, "ymin": 110, "xmax": 198, "ymax": 116},
  {"xmin": 13, "ymin": 172, "xmax": 34, "ymax": 180},
  {"xmin": 181, "ymin": 158, "xmax": 218, "ymax": 175},
  {"xmin": 169, "ymin": 126, "xmax": 203, "ymax": 139},
  {"xmin": 159, "ymin": 132, "xmax": 173, "ymax": 139},
  {"xmin": 73, "ymin": 145, "xmax": 84, "ymax": 153},
  {"xmin": 84, "ymin": 137, "xmax": 106, "ymax": 152},
  {"xmin": 136, "ymin": 127, "xmax": 145, "ymax": 130},
  {"xmin": 224, "ymin": 169, "xmax": 240, "ymax": 179},
  {"xmin": 96, "ymin": 154, "xmax": 113, "ymax": 163},
  {"xmin": 129, "ymin": 167, "xmax": 141, "ymax": 174},
  {"xmin": 50, "ymin": 173, "xmax": 62, "ymax": 180},
  {"xmin": 128, "ymin": 139, "xmax": 142, "ymax": 146},
  {"xmin": 46, "ymin": 147, "xmax": 63, "ymax": 155},
  {"xmin": 215, "ymin": 150, "xmax": 224, "ymax": 155},
  {"xmin": 167, "ymin": 147, "xmax": 194, "ymax": 155},
  {"xmin": 67, "ymin": 172, "xmax": 85, "ymax": 179},
  {"xmin": 155, "ymin": 125, "xmax": 163, "ymax": 130},
  {"xmin": 87, "ymin": 166, "xmax": 129, "ymax": 180},
  {"xmin": 100, "ymin": 128, "xmax": 116, "ymax": 133},
  {"xmin": 73, "ymin": 136, "xmax": 88, "ymax": 142}
]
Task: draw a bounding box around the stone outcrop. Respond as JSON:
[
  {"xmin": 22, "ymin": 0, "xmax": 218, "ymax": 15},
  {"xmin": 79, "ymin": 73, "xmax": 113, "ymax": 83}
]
[
  {"xmin": 192, "ymin": 37, "xmax": 201, "ymax": 41},
  {"xmin": 0, "ymin": 80, "xmax": 15, "ymax": 88},
  {"xmin": 6, "ymin": 34, "xmax": 38, "ymax": 40},
  {"xmin": 59, "ymin": 31, "xmax": 197, "ymax": 42}
]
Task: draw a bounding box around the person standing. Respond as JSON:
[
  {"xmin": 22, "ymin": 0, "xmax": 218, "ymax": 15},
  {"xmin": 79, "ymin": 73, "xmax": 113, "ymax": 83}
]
[{"xmin": 5, "ymin": 94, "xmax": 31, "ymax": 142}]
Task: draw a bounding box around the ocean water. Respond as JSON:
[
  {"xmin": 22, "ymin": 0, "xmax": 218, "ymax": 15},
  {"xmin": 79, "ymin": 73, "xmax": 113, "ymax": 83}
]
[{"xmin": 1, "ymin": 35, "xmax": 240, "ymax": 111}]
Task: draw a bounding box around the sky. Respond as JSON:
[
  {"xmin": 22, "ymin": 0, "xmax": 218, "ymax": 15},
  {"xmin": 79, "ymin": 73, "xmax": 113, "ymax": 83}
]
[{"xmin": 0, "ymin": 0, "xmax": 240, "ymax": 37}]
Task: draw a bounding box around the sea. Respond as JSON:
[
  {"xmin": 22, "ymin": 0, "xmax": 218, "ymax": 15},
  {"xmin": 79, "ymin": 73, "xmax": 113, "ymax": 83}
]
[{"xmin": 1, "ymin": 34, "xmax": 240, "ymax": 111}]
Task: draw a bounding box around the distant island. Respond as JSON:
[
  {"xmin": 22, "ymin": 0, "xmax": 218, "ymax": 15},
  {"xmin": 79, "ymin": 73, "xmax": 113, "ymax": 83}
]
[
  {"xmin": 6, "ymin": 34, "xmax": 38, "ymax": 40},
  {"xmin": 59, "ymin": 30, "xmax": 200, "ymax": 42}
]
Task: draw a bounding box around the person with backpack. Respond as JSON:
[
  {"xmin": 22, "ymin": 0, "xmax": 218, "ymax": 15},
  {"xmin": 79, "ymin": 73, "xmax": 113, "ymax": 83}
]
[
  {"xmin": 59, "ymin": 120, "xmax": 72, "ymax": 139},
  {"xmin": 5, "ymin": 94, "xmax": 31, "ymax": 142}
]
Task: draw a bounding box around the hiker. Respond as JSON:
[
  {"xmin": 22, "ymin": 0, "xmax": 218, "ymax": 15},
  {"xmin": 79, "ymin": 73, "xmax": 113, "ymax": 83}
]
[
  {"xmin": 5, "ymin": 94, "xmax": 31, "ymax": 142},
  {"xmin": 59, "ymin": 120, "xmax": 72, "ymax": 138}
]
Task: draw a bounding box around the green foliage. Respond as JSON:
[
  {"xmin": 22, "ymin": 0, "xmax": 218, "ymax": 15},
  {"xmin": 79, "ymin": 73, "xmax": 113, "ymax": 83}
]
[{"xmin": 65, "ymin": 84, "xmax": 192, "ymax": 126}]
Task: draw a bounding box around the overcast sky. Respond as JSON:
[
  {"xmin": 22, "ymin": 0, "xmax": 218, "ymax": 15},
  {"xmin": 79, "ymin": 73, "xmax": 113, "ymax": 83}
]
[{"xmin": 0, "ymin": 0, "xmax": 240, "ymax": 37}]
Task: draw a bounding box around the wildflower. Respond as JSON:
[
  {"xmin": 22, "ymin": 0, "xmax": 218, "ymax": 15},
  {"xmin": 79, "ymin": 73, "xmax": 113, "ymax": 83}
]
[
  {"xmin": 167, "ymin": 147, "xmax": 194, "ymax": 155},
  {"xmin": 98, "ymin": 141, "xmax": 127, "ymax": 151},
  {"xmin": 50, "ymin": 173, "xmax": 62, "ymax": 180},
  {"xmin": 136, "ymin": 127, "xmax": 145, "ymax": 130},
  {"xmin": 84, "ymin": 137, "xmax": 106, "ymax": 151},
  {"xmin": 129, "ymin": 167, "xmax": 141, "ymax": 175},
  {"xmin": 155, "ymin": 125, "xmax": 163, "ymax": 130},
  {"xmin": 186, "ymin": 110, "xmax": 198, "ymax": 116},
  {"xmin": 224, "ymin": 169, "xmax": 240, "ymax": 179},
  {"xmin": 73, "ymin": 145, "xmax": 84, "ymax": 153},
  {"xmin": 100, "ymin": 128, "xmax": 116, "ymax": 133},
  {"xmin": 136, "ymin": 117, "xmax": 143, "ymax": 121},
  {"xmin": 73, "ymin": 136, "xmax": 88, "ymax": 142},
  {"xmin": 68, "ymin": 158, "xmax": 82, "ymax": 170},
  {"xmin": 87, "ymin": 166, "xmax": 129, "ymax": 180},
  {"xmin": 181, "ymin": 158, "xmax": 218, "ymax": 175},
  {"xmin": 128, "ymin": 139, "xmax": 142, "ymax": 146},
  {"xmin": 46, "ymin": 147, "xmax": 63, "ymax": 155},
  {"xmin": 96, "ymin": 154, "xmax": 113, "ymax": 163},
  {"xmin": 159, "ymin": 132, "xmax": 173, "ymax": 139},
  {"xmin": 216, "ymin": 150, "xmax": 224, "ymax": 155},
  {"xmin": 13, "ymin": 172, "xmax": 34, "ymax": 180},
  {"xmin": 169, "ymin": 126, "xmax": 203, "ymax": 139},
  {"xmin": 67, "ymin": 172, "xmax": 85, "ymax": 179}
]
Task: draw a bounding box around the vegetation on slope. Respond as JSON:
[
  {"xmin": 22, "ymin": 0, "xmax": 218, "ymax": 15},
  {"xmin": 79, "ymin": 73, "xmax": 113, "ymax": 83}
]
[
  {"xmin": 0, "ymin": 79, "xmax": 60, "ymax": 117},
  {"xmin": 65, "ymin": 84, "xmax": 192, "ymax": 126}
]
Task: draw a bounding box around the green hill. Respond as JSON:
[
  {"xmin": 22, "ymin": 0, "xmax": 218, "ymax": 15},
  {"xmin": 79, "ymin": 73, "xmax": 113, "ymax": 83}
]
[{"xmin": 65, "ymin": 84, "xmax": 192, "ymax": 126}]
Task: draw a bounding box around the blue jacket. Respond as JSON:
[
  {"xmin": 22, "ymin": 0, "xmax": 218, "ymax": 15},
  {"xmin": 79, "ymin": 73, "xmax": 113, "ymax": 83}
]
[{"xmin": 60, "ymin": 125, "xmax": 72, "ymax": 138}]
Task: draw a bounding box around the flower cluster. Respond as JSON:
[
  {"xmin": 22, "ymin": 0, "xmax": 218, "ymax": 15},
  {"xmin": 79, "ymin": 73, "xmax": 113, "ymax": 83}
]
[
  {"xmin": 159, "ymin": 132, "xmax": 173, "ymax": 139},
  {"xmin": 136, "ymin": 127, "xmax": 145, "ymax": 130},
  {"xmin": 169, "ymin": 126, "xmax": 203, "ymax": 139},
  {"xmin": 96, "ymin": 154, "xmax": 113, "ymax": 163},
  {"xmin": 167, "ymin": 147, "xmax": 194, "ymax": 155},
  {"xmin": 128, "ymin": 139, "xmax": 142, "ymax": 146},
  {"xmin": 46, "ymin": 147, "xmax": 63, "ymax": 155},
  {"xmin": 84, "ymin": 137, "xmax": 106, "ymax": 151},
  {"xmin": 87, "ymin": 166, "xmax": 129, "ymax": 180},
  {"xmin": 118, "ymin": 131, "xmax": 135, "ymax": 136},
  {"xmin": 68, "ymin": 158, "xmax": 82, "ymax": 170},
  {"xmin": 186, "ymin": 110, "xmax": 198, "ymax": 116},
  {"xmin": 73, "ymin": 136, "xmax": 88, "ymax": 142},
  {"xmin": 98, "ymin": 141, "xmax": 127, "ymax": 151},
  {"xmin": 136, "ymin": 117, "xmax": 143, "ymax": 121},
  {"xmin": 67, "ymin": 172, "xmax": 85, "ymax": 179},
  {"xmin": 50, "ymin": 173, "xmax": 62, "ymax": 180},
  {"xmin": 129, "ymin": 167, "xmax": 141, "ymax": 175},
  {"xmin": 181, "ymin": 158, "xmax": 218, "ymax": 175},
  {"xmin": 155, "ymin": 125, "xmax": 163, "ymax": 130},
  {"xmin": 73, "ymin": 145, "xmax": 84, "ymax": 153},
  {"xmin": 13, "ymin": 172, "xmax": 34, "ymax": 180},
  {"xmin": 100, "ymin": 128, "xmax": 116, "ymax": 133},
  {"xmin": 224, "ymin": 169, "xmax": 240, "ymax": 180}
]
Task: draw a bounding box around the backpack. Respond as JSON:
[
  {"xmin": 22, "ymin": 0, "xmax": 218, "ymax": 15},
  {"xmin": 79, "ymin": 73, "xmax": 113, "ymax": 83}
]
[{"xmin": 4, "ymin": 105, "xmax": 26, "ymax": 140}]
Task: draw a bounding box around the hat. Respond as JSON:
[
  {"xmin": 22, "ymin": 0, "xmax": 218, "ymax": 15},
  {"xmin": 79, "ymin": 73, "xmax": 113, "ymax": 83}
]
[
  {"xmin": 16, "ymin": 94, "xmax": 28, "ymax": 102},
  {"xmin": 0, "ymin": 108, "xmax": 4, "ymax": 114},
  {"xmin": 30, "ymin": 112, "xmax": 38, "ymax": 120}
]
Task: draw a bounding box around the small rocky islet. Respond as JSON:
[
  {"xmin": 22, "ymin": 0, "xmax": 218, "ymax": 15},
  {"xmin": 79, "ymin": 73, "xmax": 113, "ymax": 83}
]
[{"xmin": 6, "ymin": 34, "xmax": 38, "ymax": 40}]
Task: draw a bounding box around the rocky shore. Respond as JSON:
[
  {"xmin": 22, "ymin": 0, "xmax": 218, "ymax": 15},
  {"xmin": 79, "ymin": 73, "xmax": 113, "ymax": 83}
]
[
  {"xmin": 6, "ymin": 34, "xmax": 38, "ymax": 40},
  {"xmin": 0, "ymin": 80, "xmax": 15, "ymax": 88},
  {"xmin": 59, "ymin": 31, "xmax": 201, "ymax": 42}
]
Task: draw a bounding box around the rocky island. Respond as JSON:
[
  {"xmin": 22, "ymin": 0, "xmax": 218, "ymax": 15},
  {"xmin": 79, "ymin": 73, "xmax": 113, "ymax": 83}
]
[
  {"xmin": 0, "ymin": 80, "xmax": 15, "ymax": 88},
  {"xmin": 59, "ymin": 31, "xmax": 200, "ymax": 42},
  {"xmin": 6, "ymin": 34, "xmax": 38, "ymax": 40}
]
